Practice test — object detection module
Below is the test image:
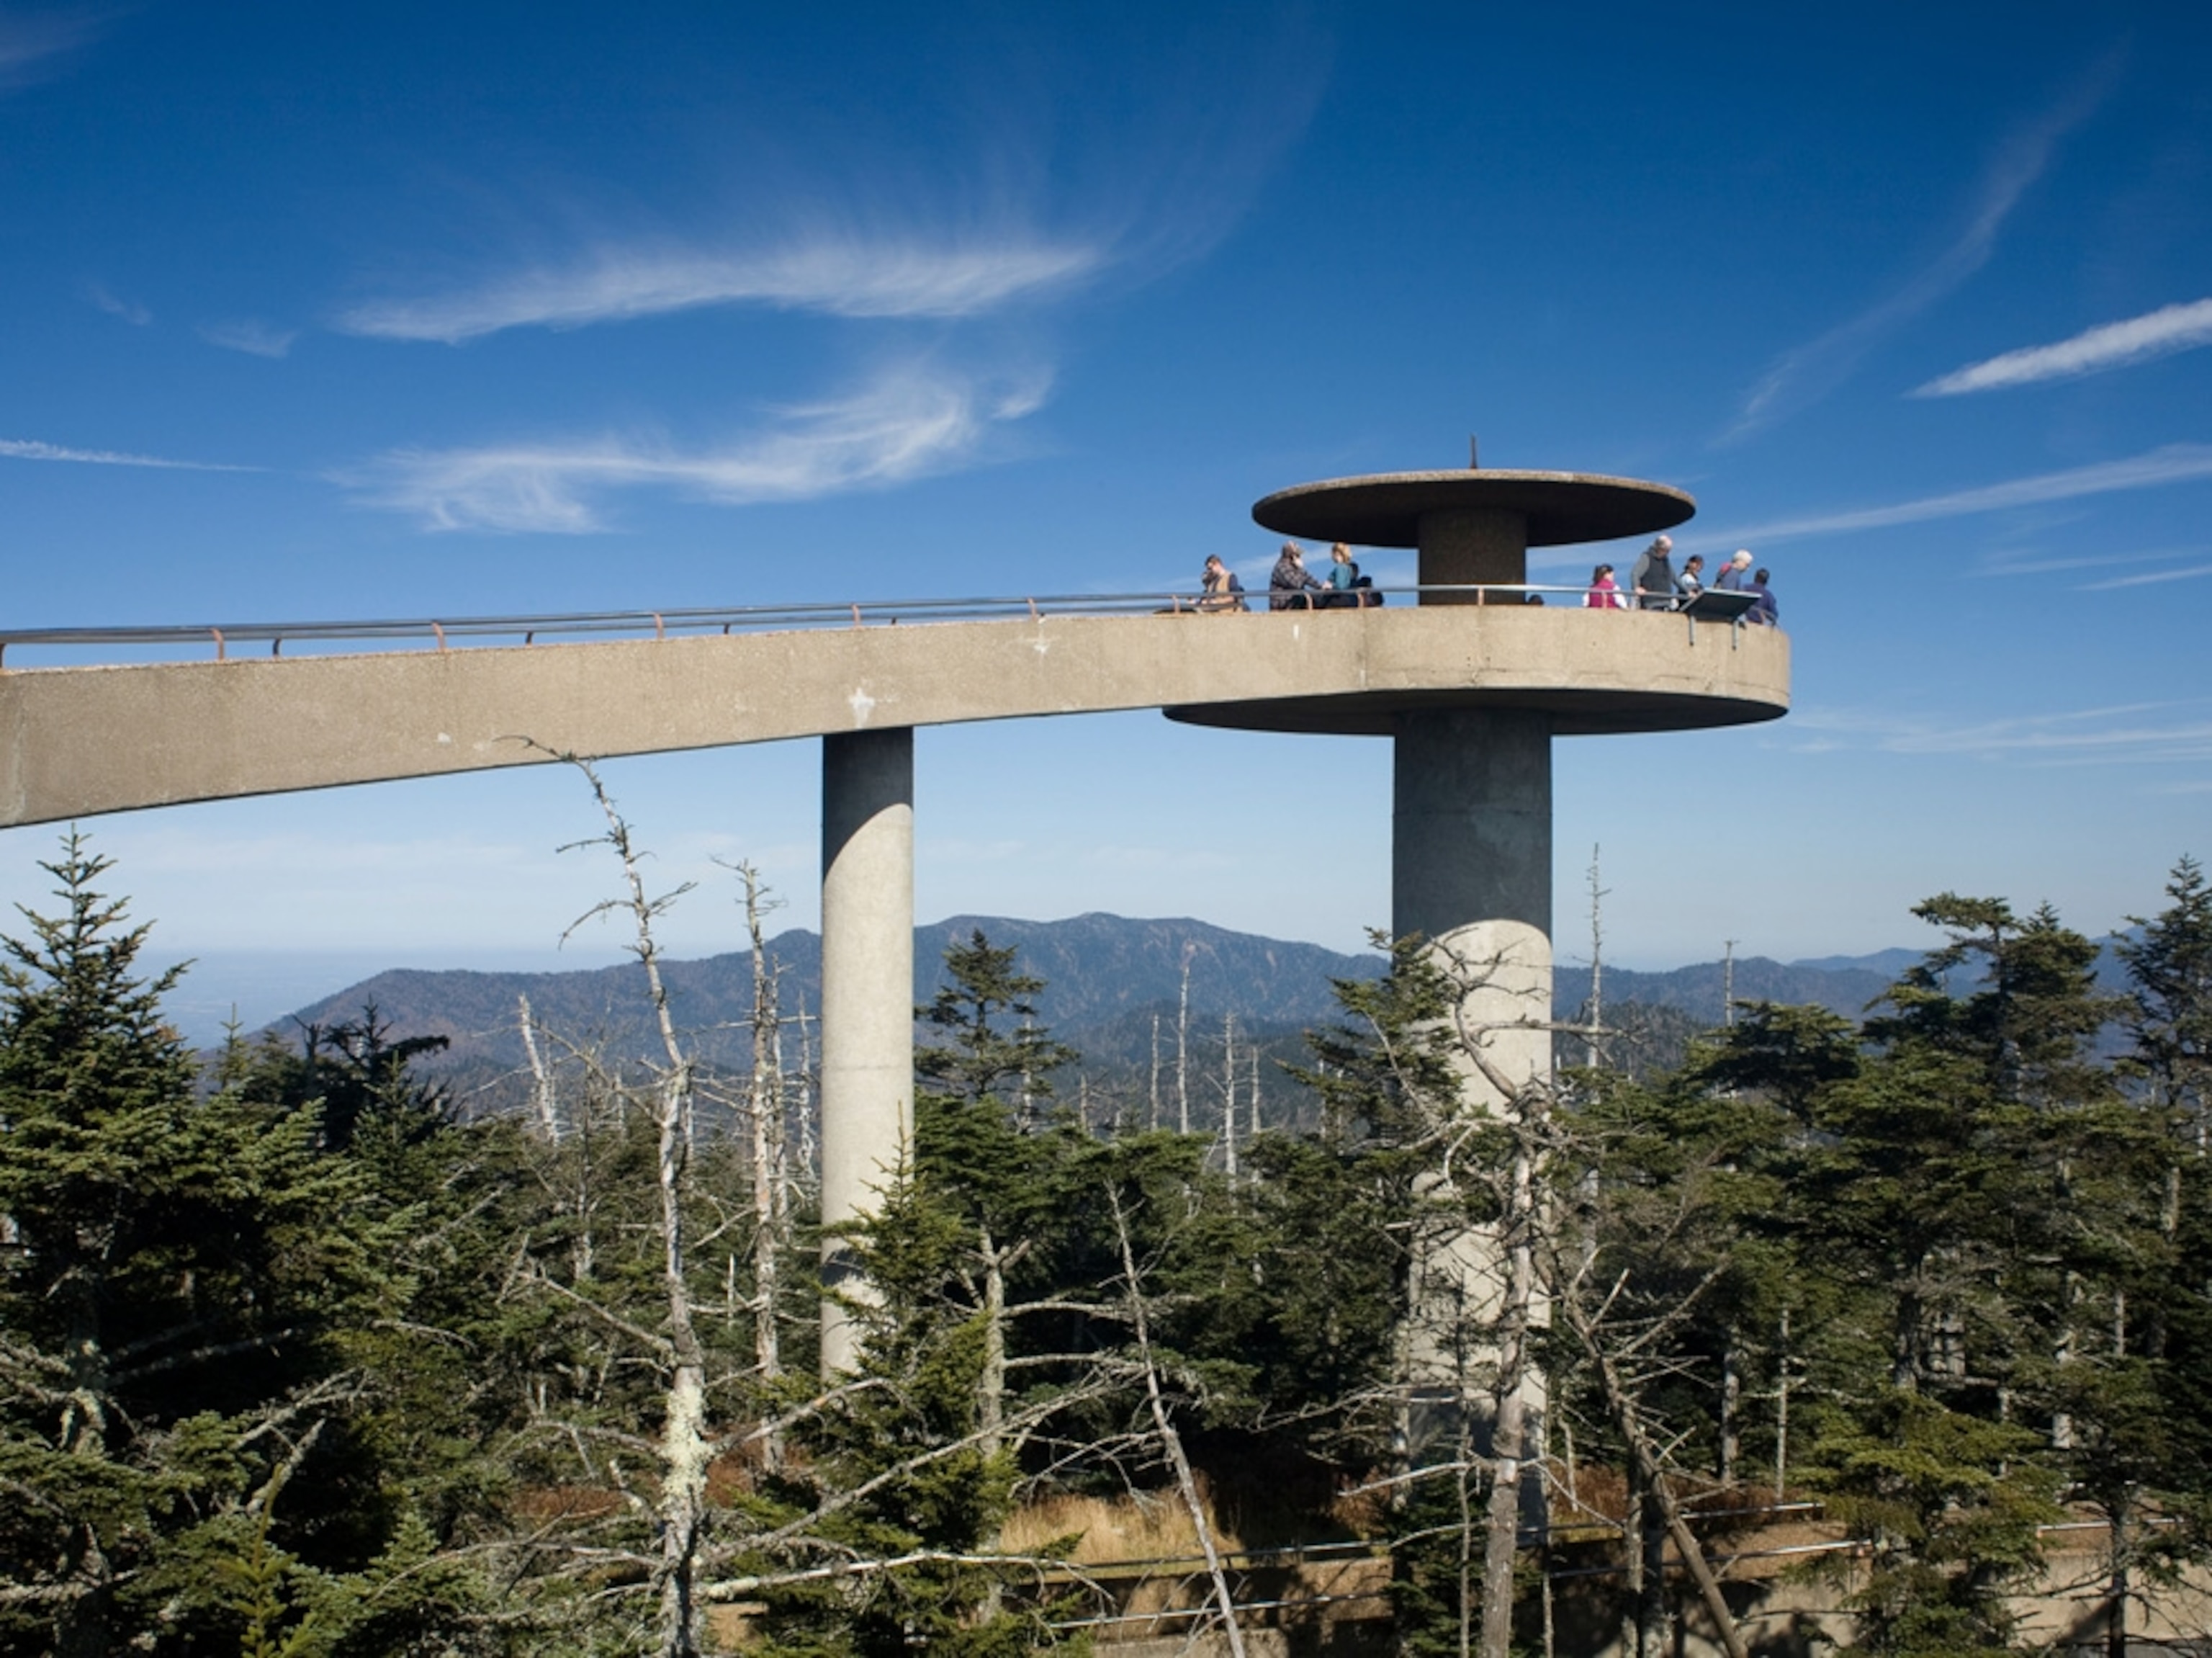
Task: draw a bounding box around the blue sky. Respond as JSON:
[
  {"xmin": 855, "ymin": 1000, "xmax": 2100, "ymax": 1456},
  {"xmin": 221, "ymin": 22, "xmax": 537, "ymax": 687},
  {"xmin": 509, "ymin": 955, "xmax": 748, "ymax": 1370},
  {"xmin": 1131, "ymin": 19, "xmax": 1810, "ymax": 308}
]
[{"xmin": 2, "ymin": 1, "xmax": 2208, "ymax": 1029}]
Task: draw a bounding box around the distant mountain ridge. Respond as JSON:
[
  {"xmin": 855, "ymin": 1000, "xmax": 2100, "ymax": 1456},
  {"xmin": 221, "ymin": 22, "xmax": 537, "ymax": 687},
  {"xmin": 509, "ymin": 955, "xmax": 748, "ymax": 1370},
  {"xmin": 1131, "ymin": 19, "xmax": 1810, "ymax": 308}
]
[{"xmin": 274, "ymin": 913, "xmax": 1931, "ymax": 1093}]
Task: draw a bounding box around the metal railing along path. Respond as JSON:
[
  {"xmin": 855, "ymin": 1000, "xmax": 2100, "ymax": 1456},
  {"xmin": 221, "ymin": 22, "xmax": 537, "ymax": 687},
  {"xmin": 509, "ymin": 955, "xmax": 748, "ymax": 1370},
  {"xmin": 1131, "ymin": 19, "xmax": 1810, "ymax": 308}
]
[{"xmin": 0, "ymin": 583, "xmax": 1766, "ymax": 670}]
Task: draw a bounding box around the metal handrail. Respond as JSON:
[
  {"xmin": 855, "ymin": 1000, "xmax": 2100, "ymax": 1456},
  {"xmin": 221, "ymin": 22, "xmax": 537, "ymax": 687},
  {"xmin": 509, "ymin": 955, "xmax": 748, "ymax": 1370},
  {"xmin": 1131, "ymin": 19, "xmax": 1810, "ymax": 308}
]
[{"xmin": 0, "ymin": 583, "xmax": 1762, "ymax": 669}]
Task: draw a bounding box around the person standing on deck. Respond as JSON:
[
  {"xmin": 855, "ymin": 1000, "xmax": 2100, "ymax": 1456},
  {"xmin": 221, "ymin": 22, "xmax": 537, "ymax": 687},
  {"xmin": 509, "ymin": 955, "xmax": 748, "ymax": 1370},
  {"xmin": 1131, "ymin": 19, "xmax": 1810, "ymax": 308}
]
[
  {"xmin": 1746, "ymin": 566, "xmax": 1779, "ymax": 625},
  {"xmin": 1629, "ymin": 534, "xmax": 1676, "ymax": 609}
]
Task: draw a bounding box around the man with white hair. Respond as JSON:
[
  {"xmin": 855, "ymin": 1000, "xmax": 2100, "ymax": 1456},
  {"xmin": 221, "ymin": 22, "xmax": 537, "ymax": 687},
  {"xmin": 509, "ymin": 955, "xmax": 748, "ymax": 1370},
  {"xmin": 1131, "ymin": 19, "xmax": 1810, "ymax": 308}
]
[
  {"xmin": 1628, "ymin": 534, "xmax": 1676, "ymax": 610},
  {"xmin": 1714, "ymin": 548, "xmax": 1755, "ymax": 592}
]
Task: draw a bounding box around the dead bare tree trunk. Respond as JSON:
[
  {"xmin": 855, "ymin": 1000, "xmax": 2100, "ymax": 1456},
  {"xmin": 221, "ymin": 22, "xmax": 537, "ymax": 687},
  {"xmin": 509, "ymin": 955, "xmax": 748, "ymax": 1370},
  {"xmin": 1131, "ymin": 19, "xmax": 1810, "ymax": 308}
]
[
  {"xmin": 1719, "ymin": 1326, "xmax": 1740, "ymax": 1487},
  {"xmin": 1149, "ymin": 1013, "xmax": 1162, "ymax": 1132},
  {"xmin": 519, "ymin": 993, "xmax": 559, "ymax": 1139},
  {"xmin": 795, "ymin": 996, "xmax": 818, "ymax": 1185},
  {"xmin": 1773, "ymin": 1307, "xmax": 1791, "ymax": 1500},
  {"xmin": 1618, "ymin": 1471, "xmax": 1643, "ymax": 1658},
  {"xmin": 1220, "ymin": 1012, "xmax": 1238, "ymax": 1180},
  {"xmin": 655, "ymin": 1067, "xmax": 710, "ymax": 1658},
  {"xmin": 1565, "ymin": 1291, "xmax": 1748, "ymax": 1658},
  {"xmin": 1111, "ymin": 1189, "xmax": 1248, "ymax": 1658},
  {"xmin": 1637, "ymin": 1489, "xmax": 1671, "ymax": 1658},
  {"xmin": 737, "ymin": 863, "xmax": 788, "ymax": 1474},
  {"xmin": 1176, "ymin": 947, "xmax": 1193, "ymax": 1135},
  {"xmin": 559, "ymin": 757, "xmax": 709, "ymax": 1658},
  {"xmin": 978, "ymin": 1227, "xmax": 1008, "ymax": 1464},
  {"xmin": 1587, "ymin": 846, "xmax": 1608, "ymax": 1067}
]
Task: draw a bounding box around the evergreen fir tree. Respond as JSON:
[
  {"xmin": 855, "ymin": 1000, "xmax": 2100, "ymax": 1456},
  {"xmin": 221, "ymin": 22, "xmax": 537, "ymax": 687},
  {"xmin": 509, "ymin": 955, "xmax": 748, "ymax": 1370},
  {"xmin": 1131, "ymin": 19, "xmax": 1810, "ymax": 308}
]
[{"xmin": 0, "ymin": 837, "xmax": 392, "ymax": 1654}]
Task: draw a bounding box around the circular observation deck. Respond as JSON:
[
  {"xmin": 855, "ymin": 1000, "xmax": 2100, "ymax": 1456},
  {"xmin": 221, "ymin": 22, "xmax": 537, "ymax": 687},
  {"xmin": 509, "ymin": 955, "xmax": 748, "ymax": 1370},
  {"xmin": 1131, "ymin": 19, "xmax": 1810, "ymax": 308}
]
[
  {"xmin": 1163, "ymin": 601, "xmax": 1789, "ymax": 738},
  {"xmin": 1190, "ymin": 463, "xmax": 1776, "ymax": 735}
]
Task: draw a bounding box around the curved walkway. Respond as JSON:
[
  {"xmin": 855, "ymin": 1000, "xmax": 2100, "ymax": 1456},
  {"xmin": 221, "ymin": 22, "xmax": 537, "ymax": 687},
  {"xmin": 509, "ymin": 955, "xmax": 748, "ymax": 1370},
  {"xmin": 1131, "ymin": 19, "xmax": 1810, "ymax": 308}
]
[{"xmin": 0, "ymin": 591, "xmax": 1789, "ymax": 828}]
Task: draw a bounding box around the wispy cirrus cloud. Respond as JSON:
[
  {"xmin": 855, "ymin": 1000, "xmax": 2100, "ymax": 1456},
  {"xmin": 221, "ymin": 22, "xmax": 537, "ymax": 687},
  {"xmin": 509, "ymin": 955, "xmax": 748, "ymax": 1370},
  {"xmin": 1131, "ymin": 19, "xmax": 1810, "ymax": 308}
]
[
  {"xmin": 0, "ymin": 6, "xmax": 104, "ymax": 91},
  {"xmin": 332, "ymin": 14, "xmax": 1326, "ymax": 348},
  {"xmin": 1724, "ymin": 49, "xmax": 2121, "ymax": 441},
  {"xmin": 349, "ymin": 362, "xmax": 1048, "ymax": 532},
  {"xmin": 1715, "ymin": 444, "xmax": 2212, "ymax": 547},
  {"xmin": 1914, "ymin": 297, "xmax": 2212, "ymax": 397},
  {"xmin": 197, "ymin": 318, "xmax": 300, "ymax": 359},
  {"xmin": 1974, "ymin": 545, "xmax": 2174, "ymax": 578},
  {"xmin": 85, "ymin": 280, "xmax": 148, "ymax": 325},
  {"xmin": 336, "ymin": 238, "xmax": 1102, "ymax": 344},
  {"xmin": 2080, "ymin": 560, "xmax": 2212, "ymax": 591},
  {"xmin": 0, "ymin": 436, "xmax": 258, "ymax": 472},
  {"xmin": 1791, "ymin": 701, "xmax": 2212, "ymax": 767}
]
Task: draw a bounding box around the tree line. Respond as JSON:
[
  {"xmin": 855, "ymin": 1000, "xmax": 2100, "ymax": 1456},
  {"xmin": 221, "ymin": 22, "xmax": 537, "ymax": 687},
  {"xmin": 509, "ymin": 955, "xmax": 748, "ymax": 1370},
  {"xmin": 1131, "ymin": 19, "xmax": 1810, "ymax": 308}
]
[{"xmin": 1, "ymin": 817, "xmax": 2207, "ymax": 1658}]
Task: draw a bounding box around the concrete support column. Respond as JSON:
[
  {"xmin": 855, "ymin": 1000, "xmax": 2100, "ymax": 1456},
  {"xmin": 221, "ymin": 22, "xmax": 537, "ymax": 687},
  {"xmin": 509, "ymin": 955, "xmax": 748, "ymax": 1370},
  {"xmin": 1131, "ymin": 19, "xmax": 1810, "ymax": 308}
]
[
  {"xmin": 819, "ymin": 727, "xmax": 915, "ymax": 1376},
  {"xmin": 1393, "ymin": 708, "xmax": 1552, "ymax": 1513},
  {"xmin": 1416, "ymin": 507, "xmax": 1528, "ymax": 599},
  {"xmin": 1393, "ymin": 704, "xmax": 1553, "ymax": 1127},
  {"xmin": 1394, "ymin": 707, "xmax": 1552, "ymax": 945}
]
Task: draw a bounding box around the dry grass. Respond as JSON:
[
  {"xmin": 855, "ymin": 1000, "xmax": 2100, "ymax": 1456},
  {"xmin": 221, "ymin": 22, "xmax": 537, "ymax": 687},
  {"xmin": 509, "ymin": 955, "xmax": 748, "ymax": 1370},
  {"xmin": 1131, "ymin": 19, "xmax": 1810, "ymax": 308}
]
[
  {"xmin": 1000, "ymin": 1478, "xmax": 1246, "ymax": 1566},
  {"xmin": 509, "ymin": 1484, "xmax": 626, "ymax": 1523}
]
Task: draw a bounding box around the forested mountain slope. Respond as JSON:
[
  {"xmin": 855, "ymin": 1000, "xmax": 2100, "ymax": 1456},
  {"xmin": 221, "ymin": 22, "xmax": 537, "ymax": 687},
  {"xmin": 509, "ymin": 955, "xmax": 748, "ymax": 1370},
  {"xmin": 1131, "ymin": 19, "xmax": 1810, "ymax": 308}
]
[{"xmin": 276, "ymin": 912, "xmax": 1918, "ymax": 1081}]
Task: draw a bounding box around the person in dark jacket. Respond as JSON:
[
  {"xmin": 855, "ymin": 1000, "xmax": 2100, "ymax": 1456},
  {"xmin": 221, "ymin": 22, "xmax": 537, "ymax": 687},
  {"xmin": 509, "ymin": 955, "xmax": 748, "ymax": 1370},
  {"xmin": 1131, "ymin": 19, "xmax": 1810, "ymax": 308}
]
[
  {"xmin": 1269, "ymin": 542, "xmax": 1323, "ymax": 611},
  {"xmin": 1629, "ymin": 534, "xmax": 1676, "ymax": 609},
  {"xmin": 1746, "ymin": 567, "xmax": 1779, "ymax": 625}
]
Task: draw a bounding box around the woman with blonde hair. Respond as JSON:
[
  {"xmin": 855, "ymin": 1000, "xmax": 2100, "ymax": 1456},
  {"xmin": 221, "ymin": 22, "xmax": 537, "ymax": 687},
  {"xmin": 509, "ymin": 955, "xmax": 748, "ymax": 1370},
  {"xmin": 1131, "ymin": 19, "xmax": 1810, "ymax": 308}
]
[{"xmin": 1321, "ymin": 542, "xmax": 1363, "ymax": 608}]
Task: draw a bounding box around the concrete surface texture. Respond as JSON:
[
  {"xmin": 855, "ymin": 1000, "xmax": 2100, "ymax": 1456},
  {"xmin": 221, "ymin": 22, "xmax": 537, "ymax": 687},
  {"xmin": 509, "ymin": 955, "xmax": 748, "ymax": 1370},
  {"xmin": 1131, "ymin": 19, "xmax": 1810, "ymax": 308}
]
[
  {"xmin": 0, "ymin": 606, "xmax": 1789, "ymax": 827},
  {"xmin": 818, "ymin": 728, "xmax": 916, "ymax": 1376}
]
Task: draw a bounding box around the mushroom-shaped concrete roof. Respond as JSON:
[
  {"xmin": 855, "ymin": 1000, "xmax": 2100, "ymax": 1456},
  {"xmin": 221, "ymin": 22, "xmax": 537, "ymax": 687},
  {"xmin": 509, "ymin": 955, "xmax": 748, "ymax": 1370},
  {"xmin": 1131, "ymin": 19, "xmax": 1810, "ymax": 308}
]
[{"xmin": 1253, "ymin": 470, "xmax": 1695, "ymax": 548}]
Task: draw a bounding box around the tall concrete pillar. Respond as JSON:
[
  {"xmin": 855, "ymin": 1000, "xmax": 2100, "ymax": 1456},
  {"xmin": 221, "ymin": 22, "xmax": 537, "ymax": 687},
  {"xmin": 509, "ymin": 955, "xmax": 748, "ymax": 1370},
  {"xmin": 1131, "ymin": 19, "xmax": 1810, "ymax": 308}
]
[
  {"xmin": 819, "ymin": 726, "xmax": 915, "ymax": 1376},
  {"xmin": 1392, "ymin": 706, "xmax": 1553, "ymax": 1142},
  {"xmin": 1241, "ymin": 464, "xmax": 1704, "ymax": 1527},
  {"xmin": 1393, "ymin": 707, "xmax": 1552, "ymax": 1509}
]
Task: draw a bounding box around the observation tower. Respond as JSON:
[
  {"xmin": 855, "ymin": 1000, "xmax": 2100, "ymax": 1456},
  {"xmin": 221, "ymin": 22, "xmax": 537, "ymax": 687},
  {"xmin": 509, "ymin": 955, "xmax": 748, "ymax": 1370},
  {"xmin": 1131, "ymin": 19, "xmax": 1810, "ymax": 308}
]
[
  {"xmin": 1170, "ymin": 465, "xmax": 1779, "ymax": 1411},
  {"xmin": 1176, "ymin": 467, "xmax": 1755, "ymax": 1027},
  {"xmin": 0, "ymin": 458, "xmax": 1789, "ymax": 1385}
]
